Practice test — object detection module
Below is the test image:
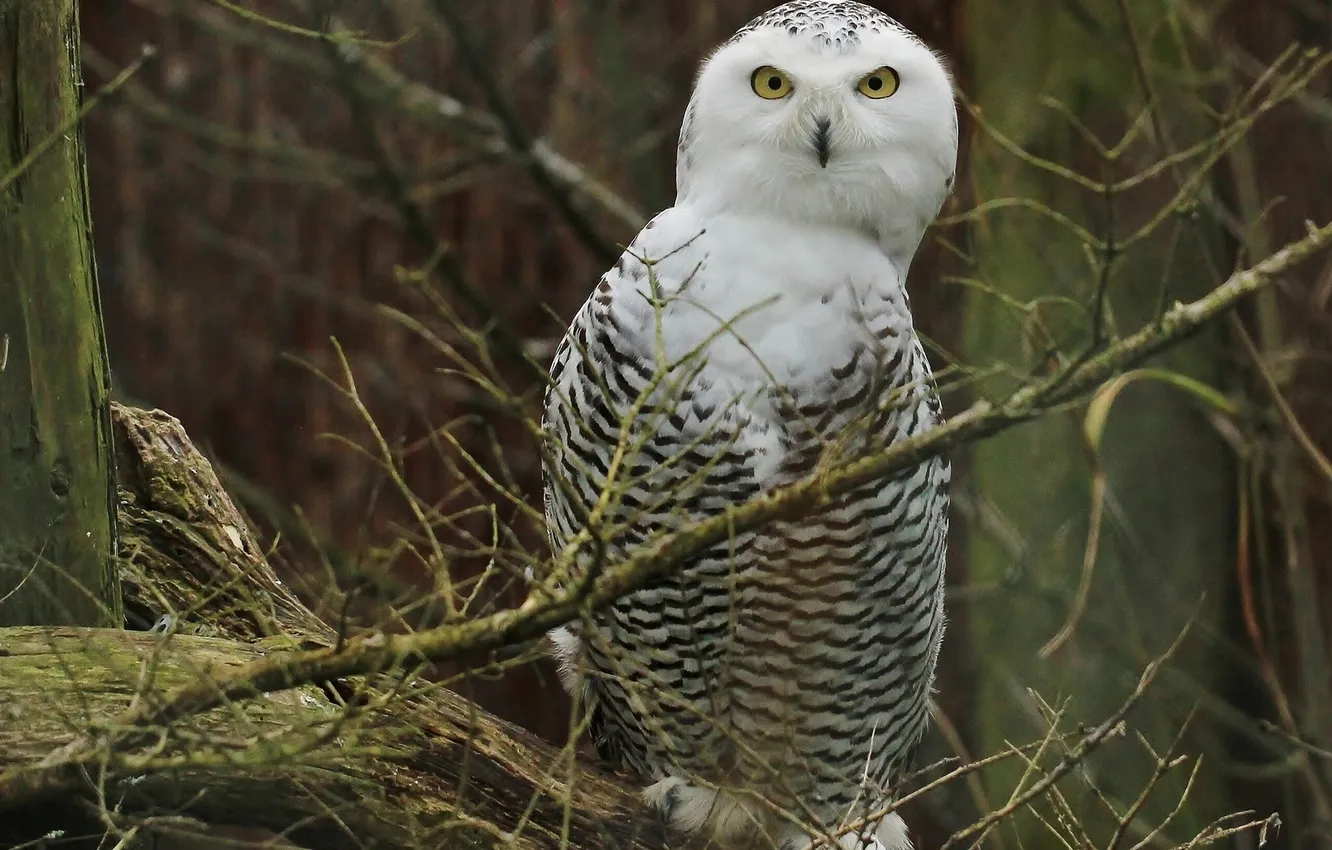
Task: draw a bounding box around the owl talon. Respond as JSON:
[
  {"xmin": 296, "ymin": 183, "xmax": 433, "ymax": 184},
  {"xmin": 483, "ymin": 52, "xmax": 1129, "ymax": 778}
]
[
  {"xmin": 657, "ymin": 782, "xmax": 680, "ymax": 825},
  {"xmin": 642, "ymin": 776, "xmax": 688, "ymax": 829},
  {"xmin": 643, "ymin": 779, "xmax": 761, "ymax": 844},
  {"xmin": 778, "ymin": 812, "xmax": 911, "ymax": 850}
]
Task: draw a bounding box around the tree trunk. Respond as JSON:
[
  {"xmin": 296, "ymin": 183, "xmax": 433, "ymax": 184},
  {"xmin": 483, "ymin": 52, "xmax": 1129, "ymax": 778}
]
[
  {"xmin": 0, "ymin": 0, "xmax": 120, "ymax": 627},
  {"xmin": 0, "ymin": 404, "xmax": 667, "ymax": 850},
  {"xmin": 1215, "ymin": 2, "xmax": 1332, "ymax": 838},
  {"xmin": 961, "ymin": 0, "xmax": 1234, "ymax": 837}
]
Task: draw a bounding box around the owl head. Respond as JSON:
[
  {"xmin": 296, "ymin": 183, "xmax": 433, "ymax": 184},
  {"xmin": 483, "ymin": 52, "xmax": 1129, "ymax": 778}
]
[{"xmin": 677, "ymin": 1, "xmax": 958, "ymax": 264}]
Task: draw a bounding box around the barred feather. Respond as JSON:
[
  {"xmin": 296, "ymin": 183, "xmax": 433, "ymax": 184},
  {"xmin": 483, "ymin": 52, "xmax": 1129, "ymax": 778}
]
[{"xmin": 542, "ymin": 214, "xmax": 948, "ymax": 826}]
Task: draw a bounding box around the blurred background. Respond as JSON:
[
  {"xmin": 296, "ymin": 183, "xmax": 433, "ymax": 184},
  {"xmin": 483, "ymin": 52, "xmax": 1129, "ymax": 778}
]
[{"xmin": 79, "ymin": 1, "xmax": 1331, "ymax": 847}]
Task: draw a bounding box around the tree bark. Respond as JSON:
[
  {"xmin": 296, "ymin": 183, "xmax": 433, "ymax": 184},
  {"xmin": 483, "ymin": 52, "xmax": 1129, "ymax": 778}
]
[
  {"xmin": 1215, "ymin": 3, "xmax": 1332, "ymax": 836},
  {"xmin": 0, "ymin": 404, "xmax": 667, "ymax": 850},
  {"xmin": 0, "ymin": 0, "xmax": 120, "ymax": 627}
]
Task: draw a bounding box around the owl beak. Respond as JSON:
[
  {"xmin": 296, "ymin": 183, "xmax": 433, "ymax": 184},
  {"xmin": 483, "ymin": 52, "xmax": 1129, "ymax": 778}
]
[{"xmin": 812, "ymin": 117, "xmax": 832, "ymax": 168}]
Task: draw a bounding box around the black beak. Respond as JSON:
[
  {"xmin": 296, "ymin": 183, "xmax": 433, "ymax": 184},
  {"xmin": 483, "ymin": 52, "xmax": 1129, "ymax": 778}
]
[{"xmin": 812, "ymin": 117, "xmax": 831, "ymax": 168}]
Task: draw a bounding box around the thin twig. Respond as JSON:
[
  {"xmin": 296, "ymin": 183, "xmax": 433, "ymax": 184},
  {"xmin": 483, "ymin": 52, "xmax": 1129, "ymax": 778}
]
[
  {"xmin": 940, "ymin": 622, "xmax": 1191, "ymax": 849},
  {"xmin": 427, "ymin": 0, "xmax": 624, "ymax": 265},
  {"xmin": 1233, "ymin": 319, "xmax": 1332, "ymax": 483},
  {"xmin": 313, "ymin": 16, "xmax": 548, "ymax": 392},
  {"xmin": 0, "ymin": 46, "xmax": 157, "ymax": 196}
]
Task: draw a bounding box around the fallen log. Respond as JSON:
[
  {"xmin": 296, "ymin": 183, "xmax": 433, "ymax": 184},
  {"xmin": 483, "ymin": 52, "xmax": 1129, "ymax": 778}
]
[{"xmin": 0, "ymin": 404, "xmax": 668, "ymax": 850}]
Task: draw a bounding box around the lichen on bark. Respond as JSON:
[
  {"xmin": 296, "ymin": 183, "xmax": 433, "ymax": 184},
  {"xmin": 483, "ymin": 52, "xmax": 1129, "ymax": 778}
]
[{"xmin": 0, "ymin": 0, "xmax": 120, "ymax": 628}]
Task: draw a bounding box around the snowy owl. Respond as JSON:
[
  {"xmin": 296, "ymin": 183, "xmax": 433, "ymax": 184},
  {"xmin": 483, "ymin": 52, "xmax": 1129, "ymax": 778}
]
[{"xmin": 541, "ymin": 2, "xmax": 956, "ymax": 849}]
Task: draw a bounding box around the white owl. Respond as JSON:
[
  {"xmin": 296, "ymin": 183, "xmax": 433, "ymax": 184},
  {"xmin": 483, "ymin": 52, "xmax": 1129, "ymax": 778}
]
[{"xmin": 541, "ymin": 2, "xmax": 957, "ymax": 849}]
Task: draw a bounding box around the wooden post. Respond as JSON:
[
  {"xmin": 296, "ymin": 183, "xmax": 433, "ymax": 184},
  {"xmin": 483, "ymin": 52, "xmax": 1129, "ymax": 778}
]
[{"xmin": 0, "ymin": 0, "xmax": 120, "ymax": 626}]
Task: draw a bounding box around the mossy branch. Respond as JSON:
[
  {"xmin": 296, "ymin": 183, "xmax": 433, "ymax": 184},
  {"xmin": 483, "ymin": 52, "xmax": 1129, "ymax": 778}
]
[{"xmin": 0, "ymin": 404, "xmax": 667, "ymax": 850}]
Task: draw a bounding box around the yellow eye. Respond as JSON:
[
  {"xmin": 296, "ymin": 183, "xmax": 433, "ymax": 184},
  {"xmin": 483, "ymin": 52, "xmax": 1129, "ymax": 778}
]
[
  {"xmin": 857, "ymin": 66, "xmax": 900, "ymax": 99},
  {"xmin": 751, "ymin": 66, "xmax": 794, "ymax": 99}
]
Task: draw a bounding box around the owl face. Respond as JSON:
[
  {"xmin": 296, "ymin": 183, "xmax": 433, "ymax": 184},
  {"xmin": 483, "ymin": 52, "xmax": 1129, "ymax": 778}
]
[{"xmin": 677, "ymin": 2, "xmax": 958, "ymax": 261}]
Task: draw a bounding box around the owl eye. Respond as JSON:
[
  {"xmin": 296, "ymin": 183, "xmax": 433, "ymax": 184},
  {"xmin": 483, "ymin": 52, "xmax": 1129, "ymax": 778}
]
[
  {"xmin": 751, "ymin": 66, "xmax": 794, "ymax": 99},
  {"xmin": 857, "ymin": 66, "xmax": 900, "ymax": 99}
]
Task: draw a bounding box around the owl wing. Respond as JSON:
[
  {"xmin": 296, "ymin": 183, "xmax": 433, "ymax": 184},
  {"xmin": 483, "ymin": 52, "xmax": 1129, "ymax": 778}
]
[{"xmin": 541, "ymin": 214, "xmax": 775, "ymax": 773}]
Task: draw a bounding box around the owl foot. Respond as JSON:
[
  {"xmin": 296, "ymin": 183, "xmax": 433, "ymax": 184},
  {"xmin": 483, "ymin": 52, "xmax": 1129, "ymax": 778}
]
[
  {"xmin": 642, "ymin": 777, "xmax": 761, "ymax": 844},
  {"xmin": 778, "ymin": 813, "xmax": 912, "ymax": 850}
]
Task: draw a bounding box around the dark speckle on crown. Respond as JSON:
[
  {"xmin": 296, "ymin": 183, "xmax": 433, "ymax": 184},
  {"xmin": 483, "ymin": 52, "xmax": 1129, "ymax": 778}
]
[{"xmin": 729, "ymin": 1, "xmax": 920, "ymax": 51}]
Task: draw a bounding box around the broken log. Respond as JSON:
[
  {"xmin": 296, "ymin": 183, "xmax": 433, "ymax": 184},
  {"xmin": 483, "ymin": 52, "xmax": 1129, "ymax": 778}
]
[{"xmin": 0, "ymin": 404, "xmax": 667, "ymax": 850}]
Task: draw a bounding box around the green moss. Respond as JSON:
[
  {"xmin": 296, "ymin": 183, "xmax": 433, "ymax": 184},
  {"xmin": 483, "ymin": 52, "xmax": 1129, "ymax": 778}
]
[{"xmin": 0, "ymin": 1, "xmax": 119, "ymax": 626}]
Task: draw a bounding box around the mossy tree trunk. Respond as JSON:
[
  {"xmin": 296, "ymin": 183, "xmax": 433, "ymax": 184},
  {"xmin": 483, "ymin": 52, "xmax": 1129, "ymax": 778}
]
[
  {"xmin": 0, "ymin": 0, "xmax": 120, "ymax": 626},
  {"xmin": 961, "ymin": 0, "xmax": 1235, "ymax": 839}
]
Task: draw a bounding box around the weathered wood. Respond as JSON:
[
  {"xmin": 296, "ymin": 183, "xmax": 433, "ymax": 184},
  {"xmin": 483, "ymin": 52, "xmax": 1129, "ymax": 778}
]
[
  {"xmin": 0, "ymin": 0, "xmax": 119, "ymax": 626},
  {"xmin": 110, "ymin": 403, "xmax": 331, "ymax": 645},
  {"xmin": 0, "ymin": 628, "xmax": 664, "ymax": 850},
  {"xmin": 0, "ymin": 405, "xmax": 667, "ymax": 850}
]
